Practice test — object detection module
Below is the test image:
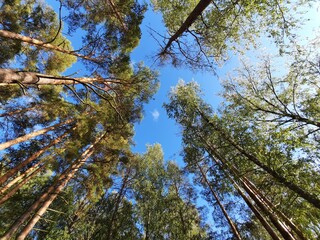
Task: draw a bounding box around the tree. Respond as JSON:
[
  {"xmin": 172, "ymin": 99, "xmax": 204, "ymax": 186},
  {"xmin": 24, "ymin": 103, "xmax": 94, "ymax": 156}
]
[
  {"xmin": 196, "ymin": 162, "xmax": 242, "ymax": 240},
  {"xmin": 13, "ymin": 132, "xmax": 106, "ymax": 240},
  {"xmin": 0, "ymin": 119, "xmax": 73, "ymax": 151},
  {"xmin": 165, "ymin": 80, "xmax": 319, "ymax": 239},
  {"xmin": 0, "ymin": 0, "xmax": 76, "ymax": 74},
  {"xmin": 0, "ymin": 0, "xmax": 161, "ymax": 239},
  {"xmin": 221, "ymin": 45, "xmax": 320, "ymax": 157},
  {"xmin": 131, "ymin": 144, "xmax": 208, "ymax": 240},
  {"xmin": 153, "ymin": 0, "xmax": 314, "ymax": 70}
]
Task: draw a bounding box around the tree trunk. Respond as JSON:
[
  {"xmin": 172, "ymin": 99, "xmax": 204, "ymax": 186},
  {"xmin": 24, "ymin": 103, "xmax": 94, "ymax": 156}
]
[
  {"xmin": 242, "ymin": 177, "xmax": 306, "ymax": 240},
  {"xmin": 231, "ymin": 178, "xmax": 281, "ymax": 240},
  {"xmin": 197, "ymin": 109, "xmax": 320, "ymax": 209},
  {"xmin": 240, "ymin": 179, "xmax": 296, "ymax": 240},
  {"xmin": 0, "ymin": 106, "xmax": 35, "ymax": 118},
  {"xmin": 0, "ymin": 30, "xmax": 101, "ymax": 63},
  {"xmin": 1, "ymin": 132, "xmax": 105, "ymax": 240},
  {"xmin": 0, "ymin": 119, "xmax": 73, "ymax": 151},
  {"xmin": 217, "ymin": 151, "xmax": 306, "ymax": 239},
  {"xmin": 0, "ymin": 165, "xmax": 44, "ymax": 205},
  {"xmin": 0, "ymin": 69, "xmax": 117, "ymax": 86},
  {"xmin": 0, "ymin": 130, "xmax": 70, "ymax": 185},
  {"xmin": 16, "ymin": 154, "xmax": 92, "ymax": 240},
  {"xmin": 160, "ymin": 0, "xmax": 211, "ymax": 55},
  {"xmin": 0, "ymin": 161, "xmax": 42, "ymax": 195},
  {"xmin": 197, "ymin": 163, "xmax": 242, "ymax": 240},
  {"xmin": 197, "ymin": 145, "xmax": 281, "ymax": 239},
  {"xmin": 202, "ymin": 140, "xmax": 300, "ymax": 240},
  {"xmin": 106, "ymin": 168, "xmax": 130, "ymax": 240}
]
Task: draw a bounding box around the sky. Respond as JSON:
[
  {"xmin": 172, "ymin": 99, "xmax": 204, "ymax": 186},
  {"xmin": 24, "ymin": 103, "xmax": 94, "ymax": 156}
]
[
  {"xmin": 130, "ymin": 2, "xmax": 320, "ymax": 164},
  {"xmin": 43, "ymin": 0, "xmax": 320, "ymax": 165},
  {"xmin": 131, "ymin": 8, "xmax": 227, "ymax": 162},
  {"xmin": 2, "ymin": 0, "xmax": 319, "ymax": 233}
]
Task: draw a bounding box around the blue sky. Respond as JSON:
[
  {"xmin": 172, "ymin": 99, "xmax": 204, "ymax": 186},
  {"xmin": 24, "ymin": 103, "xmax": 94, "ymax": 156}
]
[
  {"xmin": 2, "ymin": 0, "xmax": 319, "ymax": 233},
  {"xmin": 130, "ymin": 2, "xmax": 320, "ymax": 164},
  {"xmin": 44, "ymin": 0, "xmax": 320, "ymax": 164},
  {"xmin": 42, "ymin": 0, "xmax": 320, "ymax": 190},
  {"xmin": 131, "ymin": 9, "xmax": 225, "ymax": 162}
]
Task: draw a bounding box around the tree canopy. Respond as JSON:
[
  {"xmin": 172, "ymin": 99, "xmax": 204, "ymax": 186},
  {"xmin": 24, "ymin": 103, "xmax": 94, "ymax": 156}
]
[{"xmin": 0, "ymin": 0, "xmax": 319, "ymax": 239}]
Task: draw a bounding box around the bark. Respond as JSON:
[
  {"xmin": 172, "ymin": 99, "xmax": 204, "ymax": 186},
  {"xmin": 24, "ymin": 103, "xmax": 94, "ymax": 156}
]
[
  {"xmin": 1, "ymin": 132, "xmax": 105, "ymax": 240},
  {"xmin": 198, "ymin": 109, "xmax": 320, "ymax": 209},
  {"xmin": 231, "ymin": 179, "xmax": 281, "ymax": 240},
  {"xmin": 0, "ymin": 161, "xmax": 42, "ymax": 195},
  {"xmin": 241, "ymin": 180, "xmax": 296, "ymax": 240},
  {"xmin": 0, "ymin": 69, "xmax": 117, "ymax": 86},
  {"xmin": 217, "ymin": 150, "xmax": 306, "ymax": 239},
  {"xmin": 160, "ymin": 0, "xmax": 211, "ymax": 55},
  {"xmin": 107, "ymin": 0, "xmax": 127, "ymax": 31},
  {"xmin": 0, "ymin": 30, "xmax": 101, "ymax": 63},
  {"xmin": 192, "ymin": 146, "xmax": 279, "ymax": 238},
  {"xmin": 0, "ymin": 165, "xmax": 44, "ymax": 205},
  {"xmin": 242, "ymin": 178, "xmax": 306, "ymax": 240},
  {"xmin": 0, "ymin": 106, "xmax": 35, "ymax": 118},
  {"xmin": 197, "ymin": 163, "xmax": 242, "ymax": 240},
  {"xmin": 0, "ymin": 130, "xmax": 70, "ymax": 185},
  {"xmin": 201, "ymin": 137, "xmax": 305, "ymax": 240},
  {"xmin": 16, "ymin": 155, "xmax": 91, "ymax": 240},
  {"xmin": 106, "ymin": 169, "xmax": 130, "ymax": 240},
  {"xmin": 0, "ymin": 119, "xmax": 73, "ymax": 151},
  {"xmin": 203, "ymin": 140, "xmax": 300, "ymax": 240}
]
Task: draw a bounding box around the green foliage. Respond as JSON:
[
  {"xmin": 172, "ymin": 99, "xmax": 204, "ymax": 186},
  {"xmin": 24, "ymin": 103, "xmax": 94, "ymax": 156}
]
[
  {"xmin": 165, "ymin": 78, "xmax": 320, "ymax": 238},
  {"xmin": 0, "ymin": 0, "xmax": 76, "ymax": 73},
  {"xmin": 131, "ymin": 144, "xmax": 208, "ymax": 239},
  {"xmin": 153, "ymin": 0, "xmax": 315, "ymax": 70}
]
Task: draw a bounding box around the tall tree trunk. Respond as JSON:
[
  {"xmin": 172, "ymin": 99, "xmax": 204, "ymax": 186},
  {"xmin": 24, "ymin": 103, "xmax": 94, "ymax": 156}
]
[
  {"xmin": 0, "ymin": 30, "xmax": 101, "ymax": 63},
  {"xmin": 202, "ymin": 140, "xmax": 300, "ymax": 240},
  {"xmin": 194, "ymin": 143, "xmax": 281, "ymax": 239},
  {"xmin": 241, "ymin": 177, "xmax": 306, "ymax": 240},
  {"xmin": 0, "ymin": 165, "xmax": 44, "ymax": 205},
  {"xmin": 197, "ymin": 163, "xmax": 242, "ymax": 240},
  {"xmin": 0, "ymin": 69, "xmax": 117, "ymax": 86},
  {"xmin": 106, "ymin": 168, "xmax": 131, "ymax": 240},
  {"xmin": 197, "ymin": 109, "xmax": 320, "ymax": 209},
  {"xmin": 0, "ymin": 106, "xmax": 35, "ymax": 118},
  {"xmin": 16, "ymin": 155, "xmax": 91, "ymax": 240},
  {"xmin": 216, "ymin": 149, "xmax": 306, "ymax": 239},
  {"xmin": 1, "ymin": 132, "xmax": 106, "ymax": 240},
  {"xmin": 0, "ymin": 129, "xmax": 71, "ymax": 185},
  {"xmin": 0, "ymin": 119, "xmax": 73, "ymax": 151},
  {"xmin": 160, "ymin": 0, "xmax": 211, "ymax": 55},
  {"xmin": 240, "ymin": 179, "xmax": 296, "ymax": 240},
  {"xmin": 0, "ymin": 161, "xmax": 42, "ymax": 195},
  {"xmin": 231, "ymin": 178, "xmax": 281, "ymax": 240}
]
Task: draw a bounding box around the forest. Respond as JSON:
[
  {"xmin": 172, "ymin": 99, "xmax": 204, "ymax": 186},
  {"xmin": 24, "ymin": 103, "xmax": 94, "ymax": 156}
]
[{"xmin": 0, "ymin": 0, "xmax": 319, "ymax": 239}]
